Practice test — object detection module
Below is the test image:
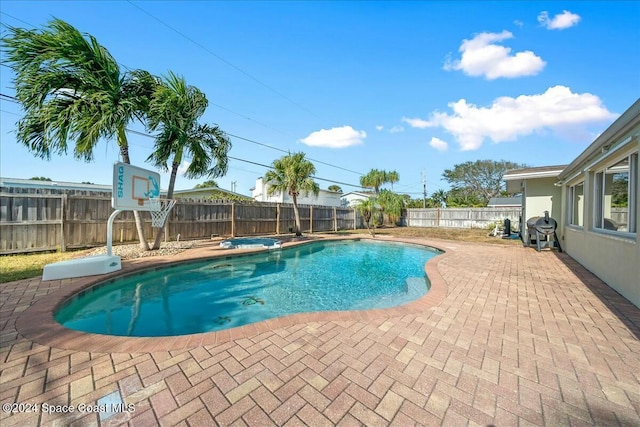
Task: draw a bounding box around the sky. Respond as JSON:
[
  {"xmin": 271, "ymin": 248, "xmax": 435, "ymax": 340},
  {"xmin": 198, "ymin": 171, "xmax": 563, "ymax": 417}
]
[{"xmin": 1, "ymin": 1, "xmax": 639, "ymax": 199}]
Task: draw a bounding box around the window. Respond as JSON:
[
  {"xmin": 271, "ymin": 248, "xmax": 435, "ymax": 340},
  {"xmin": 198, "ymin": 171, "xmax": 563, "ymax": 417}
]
[
  {"xmin": 594, "ymin": 153, "xmax": 638, "ymax": 233},
  {"xmin": 568, "ymin": 182, "xmax": 584, "ymax": 226}
]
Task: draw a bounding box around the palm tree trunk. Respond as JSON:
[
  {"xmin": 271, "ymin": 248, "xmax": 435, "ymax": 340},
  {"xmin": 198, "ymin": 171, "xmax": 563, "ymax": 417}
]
[
  {"xmin": 291, "ymin": 194, "xmax": 303, "ymax": 236},
  {"xmin": 150, "ymin": 152, "xmax": 181, "ymax": 249},
  {"xmin": 118, "ymin": 126, "xmax": 149, "ymax": 251}
]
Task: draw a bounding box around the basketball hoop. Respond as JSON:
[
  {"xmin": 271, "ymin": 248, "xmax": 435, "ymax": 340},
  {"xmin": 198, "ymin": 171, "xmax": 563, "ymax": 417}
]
[{"xmin": 149, "ymin": 198, "xmax": 177, "ymax": 228}]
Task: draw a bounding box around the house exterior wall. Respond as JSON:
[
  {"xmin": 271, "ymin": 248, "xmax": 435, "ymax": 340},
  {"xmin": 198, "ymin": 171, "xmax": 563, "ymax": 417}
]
[
  {"xmin": 341, "ymin": 192, "xmax": 370, "ymax": 207},
  {"xmin": 523, "ymin": 177, "xmax": 562, "ymax": 222},
  {"xmin": 560, "ymin": 130, "xmax": 639, "ymax": 308},
  {"xmin": 252, "ymin": 178, "xmax": 342, "ymax": 207}
]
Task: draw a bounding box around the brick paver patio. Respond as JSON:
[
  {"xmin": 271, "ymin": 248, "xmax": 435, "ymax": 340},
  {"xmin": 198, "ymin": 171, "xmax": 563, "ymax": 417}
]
[{"xmin": 1, "ymin": 236, "xmax": 639, "ymax": 426}]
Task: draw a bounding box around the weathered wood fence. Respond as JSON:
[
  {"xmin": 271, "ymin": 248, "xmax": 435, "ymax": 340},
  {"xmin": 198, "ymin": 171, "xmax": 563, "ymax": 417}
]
[
  {"xmin": 0, "ymin": 193, "xmax": 364, "ymax": 254},
  {"xmin": 407, "ymin": 208, "xmax": 521, "ymax": 229},
  {"xmin": 1, "ymin": 191, "xmax": 529, "ymax": 254}
]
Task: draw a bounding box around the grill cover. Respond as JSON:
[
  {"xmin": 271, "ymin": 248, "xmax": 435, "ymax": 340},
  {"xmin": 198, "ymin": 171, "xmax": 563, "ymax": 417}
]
[{"xmin": 526, "ymin": 211, "xmax": 557, "ymax": 236}]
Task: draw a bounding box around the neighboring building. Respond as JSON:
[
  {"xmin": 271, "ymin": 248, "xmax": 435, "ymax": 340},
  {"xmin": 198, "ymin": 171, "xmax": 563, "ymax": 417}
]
[
  {"xmin": 504, "ymin": 165, "xmax": 566, "ymax": 238},
  {"xmin": 0, "ymin": 178, "xmax": 247, "ymax": 201},
  {"xmin": 504, "ymin": 98, "xmax": 639, "ymax": 308},
  {"xmin": 173, "ymin": 186, "xmax": 250, "ymax": 201},
  {"xmin": 0, "ymin": 177, "xmax": 112, "ymax": 194},
  {"xmin": 487, "ymin": 196, "xmax": 522, "ymax": 208},
  {"xmin": 251, "ymin": 178, "xmax": 342, "ymax": 207},
  {"xmin": 340, "ymin": 191, "xmax": 373, "ymax": 207}
]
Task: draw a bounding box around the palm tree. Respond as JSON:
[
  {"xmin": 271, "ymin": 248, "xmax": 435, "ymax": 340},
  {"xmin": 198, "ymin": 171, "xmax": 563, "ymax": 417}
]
[
  {"xmin": 431, "ymin": 189, "xmax": 447, "ymax": 208},
  {"xmin": 264, "ymin": 152, "xmax": 319, "ymax": 236},
  {"xmin": 378, "ymin": 189, "xmax": 404, "ymax": 225},
  {"xmin": 195, "ymin": 180, "xmax": 219, "ymax": 188},
  {"xmin": 328, "ymin": 185, "xmax": 342, "ymax": 193},
  {"xmin": 355, "ymin": 197, "xmax": 377, "ymax": 237},
  {"xmin": 360, "ymin": 169, "xmax": 386, "ymax": 194},
  {"xmin": 146, "ymin": 72, "xmax": 231, "ymax": 249},
  {"xmin": 387, "ymin": 170, "xmax": 400, "ymax": 190},
  {"xmin": 2, "ymin": 18, "xmax": 156, "ymax": 250}
]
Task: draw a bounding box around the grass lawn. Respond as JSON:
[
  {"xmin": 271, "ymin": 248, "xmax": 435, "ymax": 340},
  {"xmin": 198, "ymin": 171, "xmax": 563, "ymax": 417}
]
[
  {"xmin": 341, "ymin": 226, "xmax": 524, "ymax": 245},
  {"xmin": 0, "ymin": 251, "xmax": 80, "ymax": 283}
]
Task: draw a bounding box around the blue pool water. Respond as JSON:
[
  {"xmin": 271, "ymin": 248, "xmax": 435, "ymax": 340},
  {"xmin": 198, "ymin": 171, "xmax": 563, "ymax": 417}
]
[{"xmin": 55, "ymin": 240, "xmax": 440, "ymax": 337}]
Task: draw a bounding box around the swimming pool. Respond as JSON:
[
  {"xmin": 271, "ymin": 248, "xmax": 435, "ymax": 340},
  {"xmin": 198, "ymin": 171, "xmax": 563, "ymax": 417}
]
[{"xmin": 55, "ymin": 240, "xmax": 440, "ymax": 337}]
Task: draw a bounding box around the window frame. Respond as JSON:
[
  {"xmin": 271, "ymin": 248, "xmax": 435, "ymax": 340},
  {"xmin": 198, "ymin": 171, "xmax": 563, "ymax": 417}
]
[
  {"xmin": 592, "ymin": 151, "xmax": 637, "ymax": 236},
  {"xmin": 568, "ymin": 181, "xmax": 584, "ymax": 227}
]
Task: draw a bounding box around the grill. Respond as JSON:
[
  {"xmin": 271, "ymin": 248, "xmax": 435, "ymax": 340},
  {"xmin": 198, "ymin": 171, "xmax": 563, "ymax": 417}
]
[{"xmin": 525, "ymin": 211, "xmax": 562, "ymax": 252}]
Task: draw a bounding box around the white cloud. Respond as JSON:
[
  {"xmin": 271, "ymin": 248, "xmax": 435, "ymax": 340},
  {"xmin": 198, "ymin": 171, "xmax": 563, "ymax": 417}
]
[
  {"xmin": 403, "ymin": 86, "xmax": 616, "ymax": 151},
  {"xmin": 299, "ymin": 125, "xmax": 366, "ymax": 148},
  {"xmin": 401, "ymin": 117, "xmax": 432, "ymax": 128},
  {"xmin": 429, "ymin": 137, "xmax": 448, "ymax": 152},
  {"xmin": 444, "ymin": 30, "xmax": 546, "ymax": 79},
  {"xmin": 389, "ymin": 125, "xmax": 405, "ymax": 134},
  {"xmin": 538, "ymin": 10, "xmax": 581, "ymax": 30},
  {"xmin": 513, "ymin": 20, "xmax": 524, "ymax": 28},
  {"xmin": 177, "ymin": 160, "xmax": 191, "ymax": 175},
  {"xmin": 375, "ymin": 125, "xmax": 384, "ymax": 131}
]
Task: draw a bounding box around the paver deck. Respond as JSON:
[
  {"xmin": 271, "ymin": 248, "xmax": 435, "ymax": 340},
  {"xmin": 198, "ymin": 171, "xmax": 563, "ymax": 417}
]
[{"xmin": 1, "ymin": 235, "xmax": 639, "ymax": 426}]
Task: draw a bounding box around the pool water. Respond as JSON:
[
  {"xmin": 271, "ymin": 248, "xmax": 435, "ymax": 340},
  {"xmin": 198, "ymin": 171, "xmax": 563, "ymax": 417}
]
[{"xmin": 55, "ymin": 240, "xmax": 440, "ymax": 337}]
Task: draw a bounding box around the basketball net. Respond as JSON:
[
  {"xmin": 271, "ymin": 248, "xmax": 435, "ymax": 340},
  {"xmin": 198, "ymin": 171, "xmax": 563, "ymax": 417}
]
[{"xmin": 148, "ymin": 198, "xmax": 177, "ymax": 228}]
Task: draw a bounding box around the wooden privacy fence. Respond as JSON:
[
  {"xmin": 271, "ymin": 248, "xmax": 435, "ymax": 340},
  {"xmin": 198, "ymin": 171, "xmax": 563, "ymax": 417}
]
[
  {"xmin": 407, "ymin": 207, "xmax": 521, "ymax": 229},
  {"xmin": 0, "ymin": 193, "xmax": 363, "ymax": 254}
]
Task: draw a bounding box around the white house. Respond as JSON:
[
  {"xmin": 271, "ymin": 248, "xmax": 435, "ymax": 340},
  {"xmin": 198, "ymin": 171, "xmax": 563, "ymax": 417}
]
[
  {"xmin": 251, "ymin": 178, "xmax": 342, "ymax": 207},
  {"xmin": 504, "ymin": 99, "xmax": 639, "ymax": 308},
  {"xmin": 340, "ymin": 191, "xmax": 373, "ymax": 207}
]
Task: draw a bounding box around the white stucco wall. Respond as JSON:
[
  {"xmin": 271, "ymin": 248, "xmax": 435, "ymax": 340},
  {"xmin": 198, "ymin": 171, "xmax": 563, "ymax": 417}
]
[
  {"xmin": 252, "ymin": 178, "xmax": 341, "ymax": 207},
  {"xmin": 561, "ymin": 136, "xmax": 640, "ymax": 308},
  {"xmin": 523, "ymin": 177, "xmax": 563, "ymax": 222},
  {"xmin": 341, "ymin": 192, "xmax": 370, "ymax": 207}
]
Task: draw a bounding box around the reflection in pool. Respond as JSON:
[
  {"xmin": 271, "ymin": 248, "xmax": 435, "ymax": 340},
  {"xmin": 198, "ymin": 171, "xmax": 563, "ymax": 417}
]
[{"xmin": 55, "ymin": 240, "xmax": 440, "ymax": 336}]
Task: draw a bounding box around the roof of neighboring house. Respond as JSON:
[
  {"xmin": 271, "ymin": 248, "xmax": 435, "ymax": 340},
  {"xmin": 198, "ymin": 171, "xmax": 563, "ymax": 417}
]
[
  {"xmin": 341, "ymin": 191, "xmax": 373, "ymax": 198},
  {"xmin": 173, "ymin": 186, "xmax": 249, "ymax": 199},
  {"xmin": 558, "ymin": 98, "xmax": 640, "ymax": 181},
  {"xmin": 503, "ymin": 165, "xmax": 567, "ymax": 180},
  {"xmin": 488, "ymin": 196, "xmax": 522, "ymax": 206},
  {"xmin": 0, "ymin": 177, "xmax": 112, "ymax": 192}
]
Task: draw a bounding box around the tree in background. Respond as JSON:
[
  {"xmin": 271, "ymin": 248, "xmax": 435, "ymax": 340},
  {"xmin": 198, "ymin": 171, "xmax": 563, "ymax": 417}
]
[
  {"xmin": 387, "ymin": 170, "xmax": 399, "ymax": 190},
  {"xmin": 377, "ymin": 189, "xmax": 405, "ymax": 225},
  {"xmin": 355, "ymin": 197, "xmax": 377, "ymax": 237},
  {"xmin": 328, "ymin": 185, "xmax": 343, "ymax": 193},
  {"xmin": 146, "ymin": 71, "xmax": 231, "ymax": 249},
  {"xmin": 2, "ymin": 19, "xmax": 156, "ymax": 250},
  {"xmin": 360, "ymin": 169, "xmax": 400, "ymax": 194},
  {"xmin": 194, "ymin": 179, "xmax": 219, "ymax": 188},
  {"xmin": 445, "ymin": 188, "xmax": 485, "ymax": 208},
  {"xmin": 264, "ymin": 152, "xmax": 319, "ymax": 236},
  {"xmin": 29, "ymin": 177, "xmax": 52, "ymax": 181},
  {"xmin": 442, "ymin": 160, "xmax": 523, "ymax": 206},
  {"xmin": 431, "ymin": 189, "xmax": 447, "ymax": 208}
]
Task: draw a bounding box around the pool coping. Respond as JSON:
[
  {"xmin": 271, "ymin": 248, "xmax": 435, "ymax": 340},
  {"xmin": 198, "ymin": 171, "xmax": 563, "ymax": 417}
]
[{"xmin": 15, "ymin": 235, "xmax": 449, "ymax": 353}]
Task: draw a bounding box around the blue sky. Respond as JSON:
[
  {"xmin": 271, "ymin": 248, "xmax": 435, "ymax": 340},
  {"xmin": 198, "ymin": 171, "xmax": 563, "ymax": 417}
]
[{"xmin": 1, "ymin": 1, "xmax": 639, "ymax": 198}]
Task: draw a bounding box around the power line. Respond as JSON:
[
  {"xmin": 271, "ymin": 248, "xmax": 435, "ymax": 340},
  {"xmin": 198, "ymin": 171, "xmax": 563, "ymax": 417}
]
[
  {"xmin": 0, "ymin": 11, "xmax": 34, "ymax": 27},
  {"xmin": 125, "ymin": 0, "xmax": 318, "ymax": 118},
  {"xmin": 1, "ymin": 15, "xmax": 297, "ymax": 142},
  {"xmin": 1, "ymin": 92, "xmax": 426, "ymax": 195}
]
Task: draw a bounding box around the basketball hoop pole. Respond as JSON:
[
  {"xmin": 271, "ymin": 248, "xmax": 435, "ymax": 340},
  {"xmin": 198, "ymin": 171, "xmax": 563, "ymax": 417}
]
[{"xmin": 106, "ymin": 209, "xmax": 123, "ymax": 256}]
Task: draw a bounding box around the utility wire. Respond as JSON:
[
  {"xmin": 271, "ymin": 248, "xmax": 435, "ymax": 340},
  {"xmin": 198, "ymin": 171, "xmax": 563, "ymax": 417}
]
[
  {"xmin": 2, "ymin": 92, "xmax": 426, "ymax": 193},
  {"xmin": 1, "ymin": 93, "xmax": 363, "ymax": 176},
  {"xmin": 126, "ymin": 0, "xmax": 318, "ymax": 118}
]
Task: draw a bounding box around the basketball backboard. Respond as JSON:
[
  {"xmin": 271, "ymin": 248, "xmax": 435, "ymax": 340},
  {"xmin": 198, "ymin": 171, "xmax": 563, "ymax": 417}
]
[{"xmin": 112, "ymin": 162, "xmax": 161, "ymax": 211}]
